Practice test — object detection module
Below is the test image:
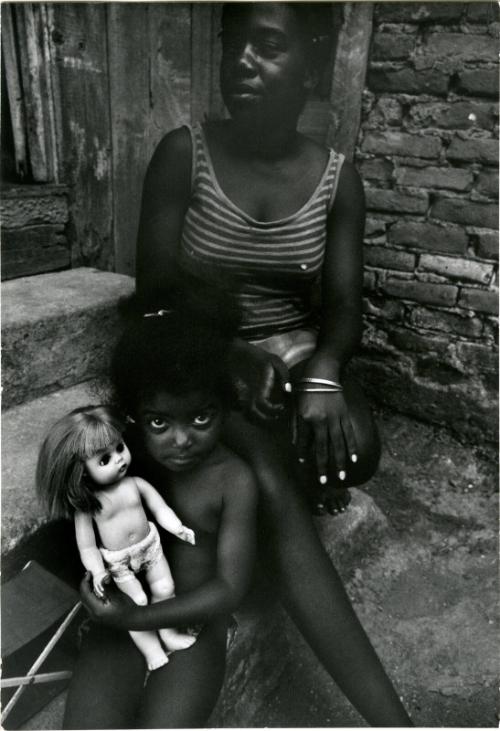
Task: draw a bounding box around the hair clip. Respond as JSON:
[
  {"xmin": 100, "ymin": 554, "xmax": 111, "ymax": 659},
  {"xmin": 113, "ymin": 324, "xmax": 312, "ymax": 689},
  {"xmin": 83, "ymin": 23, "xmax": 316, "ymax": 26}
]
[{"xmin": 143, "ymin": 308, "xmax": 173, "ymax": 318}]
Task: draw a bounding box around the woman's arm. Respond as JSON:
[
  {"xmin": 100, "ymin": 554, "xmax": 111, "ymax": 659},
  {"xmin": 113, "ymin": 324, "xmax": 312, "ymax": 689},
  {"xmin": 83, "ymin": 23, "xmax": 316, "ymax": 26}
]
[
  {"xmin": 296, "ymin": 162, "xmax": 365, "ymax": 489},
  {"xmin": 81, "ymin": 468, "xmax": 257, "ymax": 629},
  {"xmin": 135, "ymin": 126, "xmax": 192, "ymax": 301}
]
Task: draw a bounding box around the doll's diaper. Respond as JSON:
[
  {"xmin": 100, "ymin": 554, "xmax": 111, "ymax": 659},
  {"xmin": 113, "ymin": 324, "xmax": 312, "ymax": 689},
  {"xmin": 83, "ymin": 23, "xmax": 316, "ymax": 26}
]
[{"xmin": 100, "ymin": 522, "xmax": 163, "ymax": 583}]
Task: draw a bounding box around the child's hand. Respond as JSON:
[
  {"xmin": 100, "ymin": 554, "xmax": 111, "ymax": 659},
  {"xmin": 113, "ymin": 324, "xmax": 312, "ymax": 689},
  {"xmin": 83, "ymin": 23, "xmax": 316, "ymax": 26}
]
[
  {"xmin": 92, "ymin": 571, "xmax": 110, "ymax": 599},
  {"xmin": 80, "ymin": 573, "xmax": 133, "ymax": 628},
  {"xmin": 177, "ymin": 526, "xmax": 196, "ymax": 545}
]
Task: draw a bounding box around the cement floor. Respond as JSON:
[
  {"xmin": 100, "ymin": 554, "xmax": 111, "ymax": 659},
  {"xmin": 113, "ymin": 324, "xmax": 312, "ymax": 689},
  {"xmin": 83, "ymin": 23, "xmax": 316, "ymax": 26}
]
[{"xmin": 16, "ymin": 409, "xmax": 499, "ymax": 729}]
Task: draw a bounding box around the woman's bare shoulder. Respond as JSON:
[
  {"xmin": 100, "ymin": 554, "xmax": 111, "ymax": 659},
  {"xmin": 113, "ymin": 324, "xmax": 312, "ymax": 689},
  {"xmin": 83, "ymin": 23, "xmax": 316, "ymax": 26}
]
[{"xmin": 210, "ymin": 445, "xmax": 258, "ymax": 496}]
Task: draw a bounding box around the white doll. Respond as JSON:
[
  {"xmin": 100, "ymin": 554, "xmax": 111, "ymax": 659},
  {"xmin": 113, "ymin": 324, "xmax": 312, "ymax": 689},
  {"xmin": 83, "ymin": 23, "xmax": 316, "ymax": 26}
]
[{"xmin": 36, "ymin": 404, "xmax": 197, "ymax": 671}]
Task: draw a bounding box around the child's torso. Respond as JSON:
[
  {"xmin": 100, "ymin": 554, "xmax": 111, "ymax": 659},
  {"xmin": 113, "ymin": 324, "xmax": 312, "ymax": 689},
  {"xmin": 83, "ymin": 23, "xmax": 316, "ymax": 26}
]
[{"xmin": 179, "ymin": 121, "xmax": 345, "ymax": 341}]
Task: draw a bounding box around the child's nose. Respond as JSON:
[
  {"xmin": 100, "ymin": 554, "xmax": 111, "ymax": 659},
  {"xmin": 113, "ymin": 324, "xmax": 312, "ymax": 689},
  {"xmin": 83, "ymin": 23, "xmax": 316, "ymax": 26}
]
[{"xmin": 172, "ymin": 427, "xmax": 191, "ymax": 448}]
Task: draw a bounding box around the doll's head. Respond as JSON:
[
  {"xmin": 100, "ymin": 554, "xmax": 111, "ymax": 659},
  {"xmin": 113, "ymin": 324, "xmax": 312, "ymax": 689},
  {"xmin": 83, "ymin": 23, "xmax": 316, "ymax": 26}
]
[
  {"xmin": 110, "ymin": 290, "xmax": 237, "ymax": 472},
  {"xmin": 36, "ymin": 405, "xmax": 126, "ymax": 518}
]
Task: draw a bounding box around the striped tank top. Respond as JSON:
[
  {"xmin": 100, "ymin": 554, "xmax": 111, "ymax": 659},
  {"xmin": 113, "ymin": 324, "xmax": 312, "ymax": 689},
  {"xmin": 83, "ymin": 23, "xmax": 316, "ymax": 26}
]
[{"xmin": 180, "ymin": 124, "xmax": 345, "ymax": 341}]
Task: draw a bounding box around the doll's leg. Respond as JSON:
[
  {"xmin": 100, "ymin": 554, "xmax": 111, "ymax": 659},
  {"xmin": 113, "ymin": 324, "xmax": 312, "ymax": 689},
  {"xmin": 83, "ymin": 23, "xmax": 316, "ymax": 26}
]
[
  {"xmin": 63, "ymin": 624, "xmax": 145, "ymax": 729},
  {"xmin": 116, "ymin": 576, "xmax": 169, "ymax": 670},
  {"xmin": 222, "ymin": 408, "xmax": 412, "ymax": 727},
  {"xmin": 146, "ymin": 555, "xmax": 197, "ymax": 651},
  {"xmin": 137, "ymin": 619, "xmax": 228, "ymax": 728}
]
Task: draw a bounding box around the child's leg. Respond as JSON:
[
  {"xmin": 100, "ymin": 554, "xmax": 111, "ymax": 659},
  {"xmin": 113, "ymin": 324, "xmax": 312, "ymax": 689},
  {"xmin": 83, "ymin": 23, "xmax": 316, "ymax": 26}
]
[
  {"xmin": 146, "ymin": 555, "xmax": 197, "ymax": 651},
  {"xmin": 223, "ymin": 386, "xmax": 412, "ymax": 727},
  {"xmin": 63, "ymin": 624, "xmax": 145, "ymax": 729},
  {"xmin": 136, "ymin": 618, "xmax": 228, "ymax": 728},
  {"xmin": 117, "ymin": 576, "xmax": 170, "ymax": 670}
]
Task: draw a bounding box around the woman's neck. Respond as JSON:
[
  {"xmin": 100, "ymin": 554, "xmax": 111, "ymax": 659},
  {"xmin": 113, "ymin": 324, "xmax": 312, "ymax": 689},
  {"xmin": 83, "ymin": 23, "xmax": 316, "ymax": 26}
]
[{"xmin": 228, "ymin": 118, "xmax": 301, "ymax": 161}]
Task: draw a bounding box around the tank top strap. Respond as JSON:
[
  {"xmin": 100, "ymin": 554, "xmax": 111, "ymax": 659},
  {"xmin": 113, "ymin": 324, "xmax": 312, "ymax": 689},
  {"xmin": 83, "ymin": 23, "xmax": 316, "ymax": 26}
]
[
  {"xmin": 326, "ymin": 148, "xmax": 346, "ymax": 213},
  {"xmin": 184, "ymin": 123, "xmax": 207, "ymax": 195}
]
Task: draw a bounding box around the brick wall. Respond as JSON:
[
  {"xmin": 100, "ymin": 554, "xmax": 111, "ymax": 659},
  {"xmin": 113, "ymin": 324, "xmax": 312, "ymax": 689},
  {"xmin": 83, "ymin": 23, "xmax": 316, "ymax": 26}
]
[{"xmin": 352, "ymin": 2, "xmax": 498, "ymax": 441}]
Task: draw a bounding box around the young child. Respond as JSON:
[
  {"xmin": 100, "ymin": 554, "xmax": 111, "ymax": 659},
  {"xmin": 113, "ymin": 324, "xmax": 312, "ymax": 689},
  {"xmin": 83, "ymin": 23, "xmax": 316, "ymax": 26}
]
[
  {"xmin": 36, "ymin": 404, "xmax": 198, "ymax": 671},
  {"xmin": 61, "ymin": 303, "xmax": 258, "ymax": 729}
]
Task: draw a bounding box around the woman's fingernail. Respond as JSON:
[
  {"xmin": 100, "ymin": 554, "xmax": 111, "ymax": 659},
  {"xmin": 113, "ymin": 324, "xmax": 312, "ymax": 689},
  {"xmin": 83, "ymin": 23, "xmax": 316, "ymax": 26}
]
[
  {"xmin": 319, "ymin": 475, "xmax": 328, "ymax": 485},
  {"xmin": 284, "ymin": 382, "xmax": 292, "ymax": 393},
  {"xmin": 351, "ymin": 453, "xmax": 358, "ymax": 463},
  {"xmin": 298, "ymin": 457, "xmax": 306, "ymax": 464},
  {"xmin": 339, "ymin": 470, "xmax": 346, "ymax": 481}
]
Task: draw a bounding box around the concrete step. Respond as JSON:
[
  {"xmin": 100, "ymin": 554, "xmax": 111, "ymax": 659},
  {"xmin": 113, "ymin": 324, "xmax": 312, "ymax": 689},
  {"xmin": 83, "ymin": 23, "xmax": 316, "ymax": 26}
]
[
  {"xmin": 2, "ymin": 382, "xmax": 96, "ymax": 554},
  {"xmin": 2, "ymin": 268, "xmax": 134, "ymax": 410}
]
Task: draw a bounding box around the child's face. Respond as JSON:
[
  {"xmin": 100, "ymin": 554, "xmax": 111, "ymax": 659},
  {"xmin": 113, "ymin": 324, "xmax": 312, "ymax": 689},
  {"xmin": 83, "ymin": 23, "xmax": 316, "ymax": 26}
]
[
  {"xmin": 220, "ymin": 3, "xmax": 311, "ymax": 123},
  {"xmin": 138, "ymin": 390, "xmax": 223, "ymax": 473},
  {"xmin": 85, "ymin": 439, "xmax": 131, "ymax": 486}
]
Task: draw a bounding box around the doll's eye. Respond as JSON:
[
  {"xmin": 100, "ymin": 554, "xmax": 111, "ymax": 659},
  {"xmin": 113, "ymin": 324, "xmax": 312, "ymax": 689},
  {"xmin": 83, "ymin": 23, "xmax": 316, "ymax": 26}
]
[
  {"xmin": 116, "ymin": 442, "xmax": 125, "ymax": 453},
  {"xmin": 99, "ymin": 453, "xmax": 111, "ymax": 466}
]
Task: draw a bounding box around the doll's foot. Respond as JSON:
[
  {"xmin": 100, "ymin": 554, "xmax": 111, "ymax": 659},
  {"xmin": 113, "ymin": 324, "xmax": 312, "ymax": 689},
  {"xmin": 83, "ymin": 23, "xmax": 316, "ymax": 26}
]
[
  {"xmin": 146, "ymin": 652, "xmax": 169, "ymax": 671},
  {"xmin": 159, "ymin": 628, "xmax": 197, "ymax": 652}
]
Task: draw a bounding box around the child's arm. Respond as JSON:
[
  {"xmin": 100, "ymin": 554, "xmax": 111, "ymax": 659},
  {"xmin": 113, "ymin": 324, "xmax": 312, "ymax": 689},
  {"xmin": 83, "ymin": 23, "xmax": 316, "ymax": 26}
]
[
  {"xmin": 135, "ymin": 477, "xmax": 195, "ymax": 545},
  {"xmin": 74, "ymin": 512, "xmax": 109, "ymax": 599},
  {"xmin": 80, "ymin": 465, "xmax": 257, "ymax": 629}
]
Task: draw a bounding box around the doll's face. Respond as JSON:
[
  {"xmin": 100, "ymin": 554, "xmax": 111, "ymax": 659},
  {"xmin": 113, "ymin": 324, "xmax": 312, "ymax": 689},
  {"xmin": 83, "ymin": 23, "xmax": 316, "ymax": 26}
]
[
  {"xmin": 138, "ymin": 390, "xmax": 223, "ymax": 473},
  {"xmin": 85, "ymin": 439, "xmax": 131, "ymax": 486}
]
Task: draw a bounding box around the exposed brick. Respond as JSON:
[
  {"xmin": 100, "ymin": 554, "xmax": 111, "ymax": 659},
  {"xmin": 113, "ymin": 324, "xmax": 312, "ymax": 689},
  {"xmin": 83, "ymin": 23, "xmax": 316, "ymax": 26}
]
[
  {"xmin": 387, "ymin": 327, "xmax": 451, "ymax": 356},
  {"xmin": 366, "ymin": 98, "xmax": 403, "ymax": 127},
  {"xmin": 365, "ymin": 218, "xmax": 387, "ymax": 236},
  {"xmin": 389, "ymin": 221, "xmax": 468, "ymax": 254},
  {"xmin": 447, "ymin": 137, "xmax": 499, "ymax": 166},
  {"xmin": 365, "ymin": 188, "xmax": 428, "ymax": 214},
  {"xmin": 475, "ymin": 230, "xmax": 498, "ymax": 260},
  {"xmin": 456, "ymin": 68, "xmax": 499, "ymax": 98},
  {"xmin": 409, "ymin": 101, "xmax": 497, "ymax": 131},
  {"xmin": 409, "ymin": 306, "xmax": 483, "ymax": 338},
  {"xmin": 371, "ymin": 33, "xmax": 415, "ymax": 61},
  {"xmin": 375, "ymin": 3, "xmax": 465, "ymax": 24},
  {"xmin": 363, "ymin": 295, "xmax": 405, "ymax": 321},
  {"xmin": 363, "ymin": 270, "xmax": 377, "ymax": 291},
  {"xmin": 466, "ymin": 3, "xmax": 499, "ymax": 23},
  {"xmin": 431, "ymin": 197, "xmax": 498, "ymax": 229},
  {"xmin": 456, "ymin": 341, "xmax": 499, "ymax": 374},
  {"xmin": 419, "ymin": 254, "xmax": 494, "ymax": 284},
  {"xmin": 362, "ymin": 131, "xmax": 441, "ymax": 159},
  {"xmin": 364, "ymin": 245, "xmax": 416, "ymax": 271},
  {"xmin": 360, "ymin": 159, "xmax": 394, "ymax": 184},
  {"xmin": 395, "ymin": 166, "xmax": 472, "ymax": 192},
  {"xmin": 458, "ymin": 287, "xmax": 498, "ymax": 314},
  {"xmin": 425, "ymin": 33, "xmax": 497, "ymax": 62},
  {"xmin": 1, "ymin": 194, "xmax": 68, "ymax": 229},
  {"xmin": 475, "ymin": 170, "xmax": 499, "ymax": 199},
  {"xmin": 367, "ymin": 67, "xmax": 448, "ymax": 96},
  {"xmin": 382, "ymin": 277, "xmax": 458, "ymax": 306}
]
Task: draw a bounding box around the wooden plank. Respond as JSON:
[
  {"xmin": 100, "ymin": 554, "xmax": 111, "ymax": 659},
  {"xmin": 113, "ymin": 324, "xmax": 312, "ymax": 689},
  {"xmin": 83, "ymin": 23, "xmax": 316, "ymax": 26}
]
[
  {"xmin": 191, "ymin": 3, "xmax": 224, "ymax": 123},
  {"xmin": 1, "ymin": 5, "xmax": 29, "ymax": 180},
  {"xmin": 51, "ymin": 4, "xmax": 113, "ymax": 269},
  {"xmin": 107, "ymin": 3, "xmax": 150, "ymax": 276},
  {"xmin": 1, "ymin": 191, "xmax": 68, "ymax": 229},
  {"xmin": 326, "ymin": 2, "xmax": 374, "ymax": 160}
]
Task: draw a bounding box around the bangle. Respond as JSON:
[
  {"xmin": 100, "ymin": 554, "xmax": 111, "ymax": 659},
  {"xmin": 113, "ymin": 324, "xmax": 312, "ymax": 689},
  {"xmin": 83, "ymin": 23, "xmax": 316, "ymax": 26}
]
[
  {"xmin": 297, "ymin": 377, "xmax": 343, "ymax": 391},
  {"xmin": 294, "ymin": 386, "xmax": 343, "ymax": 393}
]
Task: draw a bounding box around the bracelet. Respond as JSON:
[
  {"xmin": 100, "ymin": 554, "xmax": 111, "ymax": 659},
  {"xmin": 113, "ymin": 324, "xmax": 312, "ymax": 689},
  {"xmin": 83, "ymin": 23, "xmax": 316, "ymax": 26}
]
[
  {"xmin": 297, "ymin": 377, "xmax": 343, "ymax": 391},
  {"xmin": 294, "ymin": 386, "xmax": 343, "ymax": 393}
]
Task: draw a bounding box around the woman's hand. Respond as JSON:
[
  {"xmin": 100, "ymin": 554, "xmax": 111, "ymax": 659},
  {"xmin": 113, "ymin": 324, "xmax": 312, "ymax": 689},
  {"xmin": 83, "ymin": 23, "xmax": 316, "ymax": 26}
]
[
  {"xmin": 230, "ymin": 340, "xmax": 291, "ymax": 421},
  {"xmin": 80, "ymin": 573, "xmax": 134, "ymax": 629}
]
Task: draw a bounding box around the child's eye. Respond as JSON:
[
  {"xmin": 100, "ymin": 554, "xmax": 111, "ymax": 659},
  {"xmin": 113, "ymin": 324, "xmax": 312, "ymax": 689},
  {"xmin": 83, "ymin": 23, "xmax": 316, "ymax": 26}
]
[
  {"xmin": 193, "ymin": 412, "xmax": 213, "ymax": 427},
  {"xmin": 99, "ymin": 454, "xmax": 111, "ymax": 466},
  {"xmin": 149, "ymin": 418, "xmax": 168, "ymax": 432}
]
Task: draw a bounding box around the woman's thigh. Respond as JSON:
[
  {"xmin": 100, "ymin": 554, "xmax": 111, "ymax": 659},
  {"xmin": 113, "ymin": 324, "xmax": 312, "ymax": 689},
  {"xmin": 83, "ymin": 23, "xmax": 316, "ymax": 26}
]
[
  {"xmin": 137, "ymin": 619, "xmax": 228, "ymax": 728},
  {"xmin": 63, "ymin": 624, "xmax": 145, "ymax": 730}
]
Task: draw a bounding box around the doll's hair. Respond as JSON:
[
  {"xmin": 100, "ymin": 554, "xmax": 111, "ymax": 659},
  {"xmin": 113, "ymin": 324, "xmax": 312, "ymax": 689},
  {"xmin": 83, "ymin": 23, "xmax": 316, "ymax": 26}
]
[
  {"xmin": 111, "ymin": 277, "xmax": 239, "ymax": 418},
  {"xmin": 36, "ymin": 405, "xmax": 125, "ymax": 519}
]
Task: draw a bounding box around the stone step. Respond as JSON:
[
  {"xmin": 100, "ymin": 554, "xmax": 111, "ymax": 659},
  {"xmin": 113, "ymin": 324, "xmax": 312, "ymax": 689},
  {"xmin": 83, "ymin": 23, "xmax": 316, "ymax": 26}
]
[
  {"xmin": 2, "ymin": 268, "xmax": 134, "ymax": 410},
  {"xmin": 2, "ymin": 382, "xmax": 96, "ymax": 554}
]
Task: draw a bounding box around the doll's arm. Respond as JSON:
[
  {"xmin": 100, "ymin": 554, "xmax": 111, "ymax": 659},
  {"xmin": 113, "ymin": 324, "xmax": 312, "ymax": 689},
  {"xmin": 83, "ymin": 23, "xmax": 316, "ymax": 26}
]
[
  {"xmin": 74, "ymin": 512, "xmax": 109, "ymax": 598},
  {"xmin": 135, "ymin": 477, "xmax": 195, "ymax": 545}
]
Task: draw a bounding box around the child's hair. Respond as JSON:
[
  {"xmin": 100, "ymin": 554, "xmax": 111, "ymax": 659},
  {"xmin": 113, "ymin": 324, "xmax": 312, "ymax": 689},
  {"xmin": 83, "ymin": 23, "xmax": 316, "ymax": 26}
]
[
  {"xmin": 111, "ymin": 276, "xmax": 239, "ymax": 419},
  {"xmin": 36, "ymin": 405, "xmax": 125, "ymax": 519}
]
